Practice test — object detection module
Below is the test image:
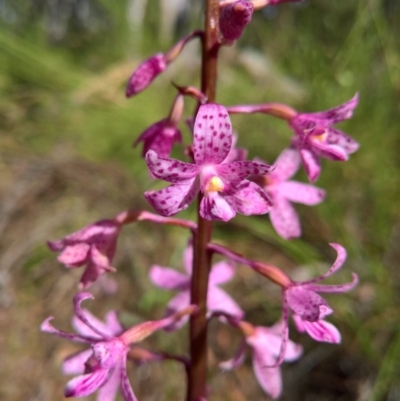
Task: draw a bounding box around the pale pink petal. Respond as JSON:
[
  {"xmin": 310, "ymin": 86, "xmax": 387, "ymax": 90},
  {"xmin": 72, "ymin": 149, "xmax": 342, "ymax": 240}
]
[
  {"xmin": 279, "ymin": 181, "xmax": 325, "ymax": 205},
  {"xmin": 286, "ymin": 286, "xmax": 331, "ymax": 322},
  {"xmin": 72, "ymin": 313, "xmax": 107, "ymax": 339},
  {"xmin": 183, "ymin": 242, "xmax": 193, "ymax": 275},
  {"xmin": 145, "ymin": 179, "xmax": 200, "ymax": 216},
  {"xmin": 58, "ymin": 243, "xmax": 90, "ymax": 267},
  {"xmin": 41, "ymin": 317, "xmax": 93, "ymax": 343},
  {"xmin": 219, "ymin": 341, "xmax": 246, "ymax": 370},
  {"xmin": 200, "ymin": 192, "xmax": 236, "ymax": 221},
  {"xmin": 149, "ymin": 266, "xmax": 189, "ymax": 290},
  {"xmin": 193, "ymin": 103, "xmax": 233, "ymax": 165},
  {"xmin": 209, "ymin": 260, "xmax": 235, "ymax": 285},
  {"xmin": 252, "ymin": 353, "xmax": 282, "ymax": 399},
  {"xmin": 207, "ymin": 286, "xmax": 244, "ymax": 319},
  {"xmin": 270, "ymin": 148, "xmax": 301, "ymax": 181},
  {"xmin": 120, "ymin": 358, "xmax": 138, "ymax": 401},
  {"xmin": 145, "ymin": 150, "xmax": 199, "ymax": 183},
  {"xmin": 308, "ymin": 93, "xmax": 358, "ymax": 124},
  {"xmin": 63, "ymin": 349, "xmax": 93, "ymax": 375},
  {"xmin": 302, "ymin": 243, "xmax": 347, "ymax": 284},
  {"xmin": 223, "ymin": 180, "xmax": 272, "ymax": 216},
  {"xmin": 164, "ymin": 291, "xmax": 191, "ymax": 331},
  {"xmin": 300, "ymin": 148, "xmax": 321, "ymax": 182},
  {"xmin": 295, "ymin": 316, "xmax": 341, "ymax": 343},
  {"xmin": 64, "ymin": 369, "xmax": 109, "ymax": 397},
  {"xmin": 97, "ymin": 361, "xmax": 122, "ymax": 401},
  {"xmin": 269, "ymin": 197, "xmax": 301, "ymax": 239}
]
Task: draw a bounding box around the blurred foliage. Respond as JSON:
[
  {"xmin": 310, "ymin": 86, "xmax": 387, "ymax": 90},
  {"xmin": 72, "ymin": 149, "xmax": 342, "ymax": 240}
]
[{"xmin": 0, "ymin": 0, "xmax": 400, "ymax": 400}]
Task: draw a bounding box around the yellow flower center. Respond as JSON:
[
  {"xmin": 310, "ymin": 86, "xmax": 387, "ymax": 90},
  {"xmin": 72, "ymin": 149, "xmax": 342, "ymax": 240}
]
[{"xmin": 205, "ymin": 176, "xmax": 224, "ymax": 193}]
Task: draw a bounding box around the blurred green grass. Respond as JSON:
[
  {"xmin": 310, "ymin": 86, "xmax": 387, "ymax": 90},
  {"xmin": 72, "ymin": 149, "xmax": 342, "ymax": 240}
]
[{"xmin": 1, "ymin": 0, "xmax": 399, "ymax": 400}]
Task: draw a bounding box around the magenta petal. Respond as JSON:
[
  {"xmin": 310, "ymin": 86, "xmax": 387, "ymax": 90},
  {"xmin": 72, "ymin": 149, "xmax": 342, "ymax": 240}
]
[
  {"xmin": 269, "ymin": 197, "xmax": 301, "ymax": 239},
  {"xmin": 326, "ymin": 128, "xmax": 359, "ymax": 154},
  {"xmin": 311, "ymin": 139, "xmax": 349, "ymax": 161},
  {"xmin": 300, "ymin": 149, "xmax": 321, "ymax": 182},
  {"xmin": 299, "ymin": 318, "xmax": 341, "ymax": 343},
  {"xmin": 193, "ymin": 103, "xmax": 233, "ymax": 165},
  {"xmin": 63, "ymin": 349, "xmax": 93, "ymax": 375},
  {"xmin": 209, "ymin": 260, "xmax": 235, "ymax": 285},
  {"xmin": 217, "ymin": 160, "xmax": 273, "ymax": 186},
  {"xmin": 41, "ymin": 317, "xmax": 92, "ymax": 343},
  {"xmin": 279, "ymin": 181, "xmax": 325, "ymax": 205},
  {"xmin": 64, "ymin": 369, "xmax": 109, "ymax": 397},
  {"xmin": 286, "ymin": 287, "xmax": 330, "ymax": 322},
  {"xmin": 200, "ymin": 192, "xmax": 236, "ymax": 221},
  {"xmin": 149, "ymin": 266, "xmax": 189, "ymax": 290},
  {"xmin": 223, "ymin": 180, "xmax": 272, "ymax": 216},
  {"xmin": 145, "ymin": 179, "xmax": 199, "ymax": 216},
  {"xmin": 92, "ymin": 340, "xmax": 126, "ymax": 369},
  {"xmin": 126, "ymin": 53, "xmax": 167, "ymax": 97},
  {"xmin": 97, "ymin": 361, "xmax": 122, "ymax": 401},
  {"xmin": 307, "ymin": 273, "xmax": 358, "ymax": 294},
  {"xmin": 308, "ymin": 93, "xmax": 359, "ymax": 124},
  {"xmin": 207, "ymin": 287, "xmax": 244, "ymax": 319},
  {"xmin": 303, "ymin": 243, "xmax": 347, "ymax": 284},
  {"xmin": 73, "ymin": 293, "xmax": 110, "ymax": 339},
  {"xmin": 120, "ymin": 358, "xmax": 138, "ymax": 401},
  {"xmin": 145, "ymin": 150, "xmax": 199, "ymax": 183},
  {"xmin": 252, "ymin": 354, "xmax": 282, "ymax": 399},
  {"xmin": 220, "ymin": 0, "xmax": 254, "ymax": 41},
  {"xmin": 58, "ymin": 243, "xmax": 90, "ymax": 267},
  {"xmin": 271, "ymin": 148, "xmax": 301, "ymax": 181}
]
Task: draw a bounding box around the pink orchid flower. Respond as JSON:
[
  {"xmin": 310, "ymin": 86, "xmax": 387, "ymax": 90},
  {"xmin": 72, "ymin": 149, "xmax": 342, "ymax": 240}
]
[
  {"xmin": 41, "ymin": 293, "xmax": 195, "ymax": 401},
  {"xmin": 150, "ymin": 243, "xmax": 244, "ymax": 330},
  {"xmin": 219, "ymin": 0, "xmax": 254, "ymax": 42},
  {"xmin": 255, "ymin": 147, "xmax": 325, "ymax": 239},
  {"xmin": 145, "ymin": 103, "xmax": 273, "ymax": 221},
  {"xmin": 289, "ymin": 94, "xmax": 359, "ymax": 182},
  {"xmin": 48, "ymin": 219, "xmax": 121, "ymax": 289},
  {"xmin": 221, "ymin": 320, "xmax": 302, "ymax": 399},
  {"xmin": 273, "ymin": 244, "xmax": 358, "ymax": 366}
]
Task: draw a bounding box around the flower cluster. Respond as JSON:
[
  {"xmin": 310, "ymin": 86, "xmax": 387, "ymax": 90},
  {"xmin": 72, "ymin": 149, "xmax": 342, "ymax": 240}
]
[{"xmin": 43, "ymin": 1, "xmax": 360, "ymax": 400}]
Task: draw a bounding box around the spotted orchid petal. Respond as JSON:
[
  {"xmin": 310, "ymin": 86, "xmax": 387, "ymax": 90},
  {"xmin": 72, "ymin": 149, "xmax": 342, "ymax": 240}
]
[
  {"xmin": 308, "ymin": 93, "xmax": 358, "ymax": 124},
  {"xmin": 252, "ymin": 352, "xmax": 282, "ymax": 399},
  {"xmin": 146, "ymin": 150, "xmax": 200, "ymax": 183},
  {"xmin": 120, "ymin": 358, "xmax": 138, "ymax": 401},
  {"xmin": 223, "ymin": 180, "xmax": 272, "ymax": 216},
  {"xmin": 217, "ymin": 161, "xmax": 273, "ymax": 186},
  {"xmin": 40, "ymin": 317, "xmax": 94, "ymax": 343},
  {"xmin": 193, "ymin": 103, "xmax": 233, "ymax": 165},
  {"xmin": 200, "ymin": 192, "xmax": 236, "ymax": 222},
  {"xmin": 57, "ymin": 243, "xmax": 90, "ymax": 267},
  {"xmin": 145, "ymin": 180, "xmax": 200, "ymax": 216}
]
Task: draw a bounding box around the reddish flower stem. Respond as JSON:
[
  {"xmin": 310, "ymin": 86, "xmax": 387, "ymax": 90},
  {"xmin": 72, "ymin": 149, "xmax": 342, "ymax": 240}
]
[{"xmin": 187, "ymin": 1, "xmax": 220, "ymax": 401}]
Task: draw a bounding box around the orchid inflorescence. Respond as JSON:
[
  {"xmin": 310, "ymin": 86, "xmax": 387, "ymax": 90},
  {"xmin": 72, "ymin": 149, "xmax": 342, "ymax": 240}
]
[{"xmin": 42, "ymin": 1, "xmax": 360, "ymax": 400}]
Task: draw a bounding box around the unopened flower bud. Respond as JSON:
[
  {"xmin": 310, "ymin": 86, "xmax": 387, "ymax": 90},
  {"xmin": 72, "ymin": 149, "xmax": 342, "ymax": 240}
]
[
  {"xmin": 126, "ymin": 53, "xmax": 167, "ymax": 97},
  {"xmin": 220, "ymin": 0, "xmax": 254, "ymax": 41}
]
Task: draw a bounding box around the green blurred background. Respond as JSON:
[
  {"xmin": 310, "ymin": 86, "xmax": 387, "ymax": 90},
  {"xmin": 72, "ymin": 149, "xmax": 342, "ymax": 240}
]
[{"xmin": 0, "ymin": 0, "xmax": 399, "ymax": 400}]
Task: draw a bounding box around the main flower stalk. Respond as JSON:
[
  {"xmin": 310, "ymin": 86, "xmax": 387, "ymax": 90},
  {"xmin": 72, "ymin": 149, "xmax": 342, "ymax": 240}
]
[{"xmin": 187, "ymin": 1, "xmax": 220, "ymax": 401}]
